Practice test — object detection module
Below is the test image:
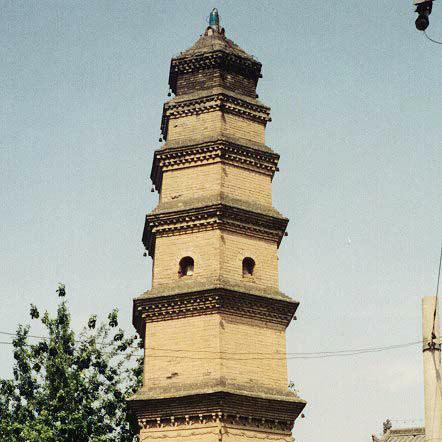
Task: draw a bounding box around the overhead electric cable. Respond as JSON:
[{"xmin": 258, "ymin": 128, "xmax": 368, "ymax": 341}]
[
  {"xmin": 0, "ymin": 333, "xmax": 422, "ymax": 360},
  {"xmin": 431, "ymin": 241, "xmax": 442, "ymax": 342},
  {"xmin": 0, "ymin": 330, "xmax": 421, "ymax": 355},
  {"xmin": 424, "ymin": 30, "xmax": 442, "ymax": 44},
  {"xmin": 146, "ymin": 341, "xmax": 421, "ymax": 356}
]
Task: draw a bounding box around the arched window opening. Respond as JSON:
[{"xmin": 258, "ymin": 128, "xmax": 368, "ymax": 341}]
[
  {"xmin": 178, "ymin": 257, "xmax": 194, "ymax": 277},
  {"xmin": 242, "ymin": 257, "xmax": 255, "ymax": 277}
]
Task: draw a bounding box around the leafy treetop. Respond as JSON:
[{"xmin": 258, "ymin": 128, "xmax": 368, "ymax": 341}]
[{"xmin": 0, "ymin": 284, "xmax": 142, "ymax": 442}]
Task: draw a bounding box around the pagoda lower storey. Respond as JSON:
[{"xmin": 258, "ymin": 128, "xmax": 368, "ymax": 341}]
[
  {"xmin": 128, "ymin": 283, "xmax": 306, "ymax": 441},
  {"xmin": 129, "ymin": 390, "xmax": 303, "ymax": 441}
]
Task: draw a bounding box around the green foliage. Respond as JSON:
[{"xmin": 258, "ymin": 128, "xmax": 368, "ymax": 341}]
[{"xmin": 0, "ymin": 285, "xmax": 143, "ymax": 442}]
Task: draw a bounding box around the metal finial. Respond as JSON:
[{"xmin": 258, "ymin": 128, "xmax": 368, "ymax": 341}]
[{"xmin": 209, "ymin": 8, "xmax": 220, "ymax": 29}]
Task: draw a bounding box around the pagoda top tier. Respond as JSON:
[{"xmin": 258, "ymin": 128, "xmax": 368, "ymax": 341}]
[{"xmin": 168, "ymin": 9, "xmax": 262, "ymax": 98}]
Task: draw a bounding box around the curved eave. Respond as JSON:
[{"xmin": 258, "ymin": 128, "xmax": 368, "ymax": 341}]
[
  {"xmin": 160, "ymin": 90, "xmax": 271, "ymax": 141},
  {"xmin": 142, "ymin": 199, "xmax": 288, "ymax": 257},
  {"xmin": 149, "ymin": 138, "xmax": 280, "ymax": 192},
  {"xmin": 168, "ymin": 49, "xmax": 262, "ymax": 94},
  {"xmin": 133, "ymin": 277, "xmax": 299, "ymax": 331},
  {"xmin": 127, "ymin": 389, "xmax": 306, "ymax": 424}
]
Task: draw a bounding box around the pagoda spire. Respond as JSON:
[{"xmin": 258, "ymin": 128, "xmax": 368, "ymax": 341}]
[
  {"xmin": 208, "ymin": 8, "xmax": 220, "ymax": 31},
  {"xmin": 128, "ymin": 12, "xmax": 306, "ymax": 442}
]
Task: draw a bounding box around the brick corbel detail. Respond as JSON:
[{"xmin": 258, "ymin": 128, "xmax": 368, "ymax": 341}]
[
  {"xmin": 150, "ymin": 140, "xmax": 279, "ymax": 191},
  {"xmin": 161, "ymin": 93, "xmax": 271, "ymax": 140},
  {"xmin": 136, "ymin": 412, "xmax": 293, "ymax": 435},
  {"xmin": 169, "ymin": 50, "xmax": 262, "ymax": 94},
  {"xmin": 133, "ymin": 288, "xmax": 298, "ymax": 337},
  {"xmin": 127, "ymin": 392, "xmax": 305, "ymax": 432},
  {"xmin": 142, "ymin": 204, "xmax": 288, "ymax": 257}
]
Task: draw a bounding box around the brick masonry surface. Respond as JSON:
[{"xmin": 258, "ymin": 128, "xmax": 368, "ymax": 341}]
[{"xmin": 129, "ymin": 21, "xmax": 305, "ymax": 442}]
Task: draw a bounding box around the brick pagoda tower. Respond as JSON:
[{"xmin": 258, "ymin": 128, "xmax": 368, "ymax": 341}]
[{"xmin": 128, "ymin": 9, "xmax": 306, "ymax": 441}]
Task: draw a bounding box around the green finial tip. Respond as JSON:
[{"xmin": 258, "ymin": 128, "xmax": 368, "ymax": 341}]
[{"xmin": 209, "ymin": 8, "xmax": 220, "ymax": 29}]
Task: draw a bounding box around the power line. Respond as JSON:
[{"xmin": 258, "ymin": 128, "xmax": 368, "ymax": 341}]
[
  {"xmin": 0, "ymin": 331, "xmax": 421, "ymax": 357},
  {"xmin": 424, "ymin": 30, "xmax": 442, "ymax": 44},
  {"xmin": 0, "ymin": 333, "xmax": 422, "ymax": 360},
  {"xmin": 139, "ymin": 341, "xmax": 421, "ymax": 360},
  {"xmin": 431, "ymin": 241, "xmax": 442, "ymax": 342},
  {"xmin": 0, "ymin": 340, "xmax": 142, "ymax": 359},
  {"xmin": 0, "ymin": 330, "xmax": 418, "ymax": 354},
  {"xmin": 146, "ymin": 341, "xmax": 421, "ymax": 356},
  {"xmin": 0, "ymin": 330, "xmax": 141, "ymax": 351}
]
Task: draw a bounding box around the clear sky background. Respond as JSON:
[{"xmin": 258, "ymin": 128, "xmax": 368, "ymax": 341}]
[{"xmin": 1, "ymin": 1, "xmax": 441, "ymax": 441}]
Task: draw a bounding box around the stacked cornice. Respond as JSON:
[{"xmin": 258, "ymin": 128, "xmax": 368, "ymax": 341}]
[
  {"xmin": 128, "ymin": 391, "xmax": 306, "ymax": 436},
  {"xmin": 150, "ymin": 137, "xmax": 280, "ymax": 192},
  {"xmin": 168, "ymin": 27, "xmax": 262, "ymax": 96},
  {"xmin": 133, "ymin": 277, "xmax": 299, "ymax": 338},
  {"xmin": 142, "ymin": 193, "xmax": 288, "ymax": 257},
  {"xmin": 160, "ymin": 88, "xmax": 271, "ymax": 141}
]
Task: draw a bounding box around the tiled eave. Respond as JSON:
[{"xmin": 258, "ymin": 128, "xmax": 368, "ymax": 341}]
[
  {"xmin": 160, "ymin": 91, "xmax": 271, "ymax": 140},
  {"xmin": 133, "ymin": 284, "xmax": 298, "ymax": 336},
  {"xmin": 142, "ymin": 200, "xmax": 288, "ymax": 257},
  {"xmin": 127, "ymin": 390, "xmax": 306, "ymax": 431},
  {"xmin": 168, "ymin": 50, "xmax": 262, "ymax": 94},
  {"xmin": 150, "ymin": 138, "xmax": 280, "ymax": 191}
]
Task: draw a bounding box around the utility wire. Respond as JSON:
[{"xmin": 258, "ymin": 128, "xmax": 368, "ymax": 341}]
[
  {"xmin": 146, "ymin": 341, "xmax": 421, "ymax": 356},
  {"xmin": 0, "ymin": 334, "xmax": 422, "ymax": 360},
  {"xmin": 0, "ymin": 330, "xmax": 141, "ymax": 351},
  {"xmin": 0, "ymin": 330, "xmax": 420, "ymax": 355},
  {"xmin": 141, "ymin": 341, "xmax": 421, "ymax": 360},
  {"xmin": 431, "ymin": 241, "xmax": 442, "ymax": 343},
  {"xmin": 0, "ymin": 340, "xmax": 141, "ymax": 359},
  {"xmin": 0, "ymin": 331, "xmax": 421, "ymax": 357},
  {"xmin": 424, "ymin": 30, "xmax": 442, "ymax": 44}
]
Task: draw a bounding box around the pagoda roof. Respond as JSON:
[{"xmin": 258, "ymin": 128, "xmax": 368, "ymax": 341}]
[
  {"xmin": 128, "ymin": 389, "xmax": 306, "ymax": 430},
  {"xmin": 135, "ymin": 276, "xmax": 295, "ymax": 303},
  {"xmin": 162, "ymin": 133, "xmax": 276, "ymax": 154},
  {"xmin": 168, "ymin": 15, "xmax": 262, "ymax": 94},
  {"xmin": 142, "ymin": 193, "xmax": 288, "ymax": 257},
  {"xmin": 175, "ymin": 27, "xmax": 257, "ymax": 63},
  {"xmin": 129, "ymin": 385, "xmax": 305, "ymax": 407},
  {"xmin": 149, "ymin": 192, "xmax": 285, "ymax": 219}
]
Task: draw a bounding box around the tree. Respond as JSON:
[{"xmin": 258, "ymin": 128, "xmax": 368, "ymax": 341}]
[{"xmin": 0, "ymin": 284, "xmax": 143, "ymax": 442}]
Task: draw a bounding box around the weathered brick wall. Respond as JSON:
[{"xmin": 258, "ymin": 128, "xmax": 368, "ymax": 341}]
[
  {"xmin": 160, "ymin": 163, "xmax": 222, "ymax": 203},
  {"xmin": 166, "ymin": 112, "xmax": 265, "ymax": 144},
  {"xmin": 220, "ymin": 231, "xmax": 279, "ymax": 289},
  {"xmin": 140, "ymin": 425, "xmax": 220, "ymax": 442},
  {"xmin": 152, "ymin": 230, "xmax": 278, "ymax": 289},
  {"xmin": 152, "ymin": 230, "xmax": 221, "ymax": 287},
  {"xmin": 140, "ymin": 425, "xmax": 292, "ymax": 442},
  {"xmin": 221, "ymin": 163, "xmax": 272, "ymax": 205},
  {"xmin": 222, "ymin": 428, "xmax": 292, "ymax": 442},
  {"xmin": 175, "ymin": 69, "xmax": 257, "ymax": 98},
  {"xmin": 219, "ymin": 315, "xmax": 288, "ymax": 392},
  {"xmin": 142, "ymin": 314, "xmax": 288, "ymax": 393},
  {"xmin": 160, "ymin": 163, "xmax": 271, "ymax": 206},
  {"xmin": 143, "ymin": 314, "xmax": 222, "ymax": 390},
  {"xmin": 167, "ymin": 113, "xmax": 223, "ymax": 143},
  {"xmin": 222, "ymin": 114, "xmax": 265, "ymax": 144}
]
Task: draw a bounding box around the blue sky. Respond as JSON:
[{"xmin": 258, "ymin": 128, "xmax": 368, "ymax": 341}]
[{"xmin": 1, "ymin": 1, "xmax": 441, "ymax": 441}]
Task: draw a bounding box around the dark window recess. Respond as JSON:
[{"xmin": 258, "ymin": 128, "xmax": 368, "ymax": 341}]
[
  {"xmin": 242, "ymin": 257, "xmax": 255, "ymax": 277},
  {"xmin": 179, "ymin": 257, "xmax": 194, "ymax": 277}
]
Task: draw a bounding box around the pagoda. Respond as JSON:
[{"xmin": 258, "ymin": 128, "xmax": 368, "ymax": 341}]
[{"xmin": 128, "ymin": 9, "xmax": 306, "ymax": 441}]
